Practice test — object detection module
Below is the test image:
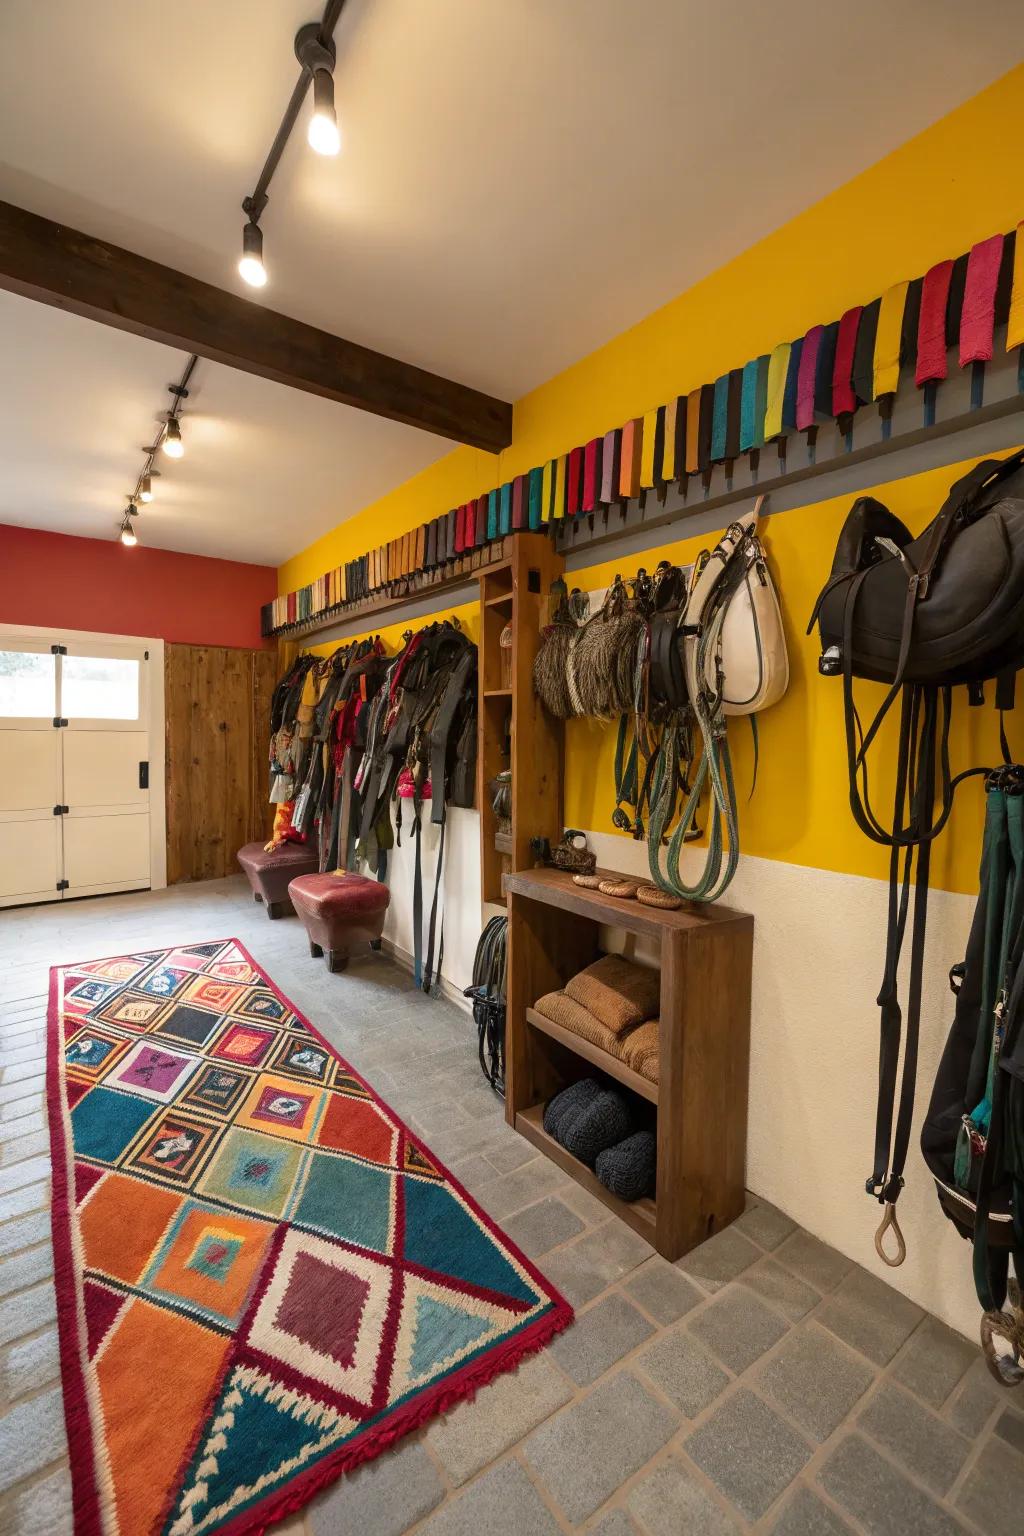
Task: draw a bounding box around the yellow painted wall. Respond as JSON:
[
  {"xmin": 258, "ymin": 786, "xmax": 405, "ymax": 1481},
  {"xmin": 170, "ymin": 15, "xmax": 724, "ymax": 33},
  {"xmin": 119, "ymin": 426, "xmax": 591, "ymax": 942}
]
[{"xmin": 280, "ymin": 65, "xmax": 1024, "ymax": 899}]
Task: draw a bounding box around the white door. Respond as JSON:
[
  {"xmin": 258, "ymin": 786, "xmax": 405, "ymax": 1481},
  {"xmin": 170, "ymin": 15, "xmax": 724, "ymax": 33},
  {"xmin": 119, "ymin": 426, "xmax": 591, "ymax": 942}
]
[
  {"xmin": 0, "ymin": 637, "xmax": 153, "ymax": 906},
  {"xmin": 0, "ymin": 642, "xmax": 63, "ymax": 906}
]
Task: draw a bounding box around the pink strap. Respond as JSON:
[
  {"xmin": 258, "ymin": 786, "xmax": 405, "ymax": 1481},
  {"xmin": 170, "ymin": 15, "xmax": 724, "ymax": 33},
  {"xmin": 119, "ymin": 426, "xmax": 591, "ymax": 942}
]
[
  {"xmin": 796, "ymin": 325, "xmax": 823, "ymax": 431},
  {"xmin": 959, "ymin": 234, "xmax": 1004, "ymax": 366},
  {"xmin": 582, "ymin": 437, "xmax": 600, "ymax": 512},
  {"xmin": 915, "ymin": 260, "xmax": 954, "ymax": 385}
]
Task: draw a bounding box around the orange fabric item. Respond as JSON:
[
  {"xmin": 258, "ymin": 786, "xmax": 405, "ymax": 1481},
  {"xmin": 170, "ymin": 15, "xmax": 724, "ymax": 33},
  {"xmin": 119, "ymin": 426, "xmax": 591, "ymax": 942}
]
[
  {"xmin": 619, "ymin": 418, "xmax": 643, "ymax": 498},
  {"xmin": 619, "ymin": 1019, "xmax": 660, "ymax": 1083},
  {"xmin": 685, "ymin": 388, "xmax": 702, "ymax": 474}
]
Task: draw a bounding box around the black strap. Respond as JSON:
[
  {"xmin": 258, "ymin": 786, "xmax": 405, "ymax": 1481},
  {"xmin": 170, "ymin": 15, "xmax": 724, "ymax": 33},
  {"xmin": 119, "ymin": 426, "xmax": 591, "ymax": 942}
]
[{"xmin": 422, "ymin": 814, "xmax": 447, "ymax": 993}]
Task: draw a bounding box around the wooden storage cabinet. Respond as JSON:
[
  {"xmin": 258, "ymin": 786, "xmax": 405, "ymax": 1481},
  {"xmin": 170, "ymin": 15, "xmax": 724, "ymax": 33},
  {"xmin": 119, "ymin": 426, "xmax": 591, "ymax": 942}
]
[{"xmin": 504, "ymin": 866, "xmax": 753, "ymax": 1261}]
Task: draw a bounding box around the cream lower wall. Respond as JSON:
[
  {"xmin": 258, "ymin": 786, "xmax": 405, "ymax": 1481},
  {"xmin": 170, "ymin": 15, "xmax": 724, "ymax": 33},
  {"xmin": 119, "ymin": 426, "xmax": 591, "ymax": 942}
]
[{"xmin": 379, "ymin": 802, "xmax": 982, "ymax": 1341}]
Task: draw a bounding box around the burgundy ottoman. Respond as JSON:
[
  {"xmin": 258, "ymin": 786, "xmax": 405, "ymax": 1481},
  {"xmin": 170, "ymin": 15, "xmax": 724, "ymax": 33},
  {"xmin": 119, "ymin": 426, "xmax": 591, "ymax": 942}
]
[
  {"xmin": 237, "ymin": 841, "xmax": 320, "ymax": 920},
  {"xmin": 288, "ymin": 872, "xmax": 391, "ymax": 973}
]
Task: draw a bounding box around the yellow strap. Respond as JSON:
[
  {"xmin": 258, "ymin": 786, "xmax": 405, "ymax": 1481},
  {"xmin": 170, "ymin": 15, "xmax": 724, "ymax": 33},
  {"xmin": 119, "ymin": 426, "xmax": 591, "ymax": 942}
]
[
  {"xmin": 661, "ymin": 399, "xmax": 677, "ymax": 481},
  {"xmin": 1008, "ymin": 221, "xmax": 1024, "ymax": 351},
  {"xmin": 764, "ymin": 343, "xmax": 790, "ymax": 441},
  {"xmin": 553, "ymin": 454, "xmax": 566, "ymax": 520},
  {"xmin": 873, "ymin": 280, "xmax": 909, "ymax": 398},
  {"xmin": 542, "ymin": 458, "xmax": 554, "ymax": 520},
  {"xmin": 639, "ymin": 408, "xmax": 659, "ymax": 488}
]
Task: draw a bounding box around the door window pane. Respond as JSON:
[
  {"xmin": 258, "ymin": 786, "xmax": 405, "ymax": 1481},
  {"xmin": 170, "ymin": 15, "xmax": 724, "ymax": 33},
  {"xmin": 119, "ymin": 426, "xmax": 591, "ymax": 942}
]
[
  {"xmin": 62, "ymin": 656, "xmax": 140, "ymax": 720},
  {"xmin": 0, "ymin": 650, "xmax": 55, "ymax": 718}
]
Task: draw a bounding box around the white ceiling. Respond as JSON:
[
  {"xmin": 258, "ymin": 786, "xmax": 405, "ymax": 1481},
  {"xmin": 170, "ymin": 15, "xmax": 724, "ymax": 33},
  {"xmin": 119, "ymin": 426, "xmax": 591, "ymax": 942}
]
[{"xmin": 0, "ymin": 0, "xmax": 1019, "ymax": 564}]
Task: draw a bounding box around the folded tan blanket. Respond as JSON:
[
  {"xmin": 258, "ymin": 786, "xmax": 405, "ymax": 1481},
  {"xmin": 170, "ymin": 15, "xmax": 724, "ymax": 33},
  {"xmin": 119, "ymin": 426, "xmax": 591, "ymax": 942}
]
[
  {"xmin": 533, "ymin": 991, "xmax": 621, "ymax": 1056},
  {"xmin": 564, "ymin": 955, "xmax": 661, "ymax": 1037},
  {"xmin": 619, "ymin": 1019, "xmax": 660, "ymax": 1084}
]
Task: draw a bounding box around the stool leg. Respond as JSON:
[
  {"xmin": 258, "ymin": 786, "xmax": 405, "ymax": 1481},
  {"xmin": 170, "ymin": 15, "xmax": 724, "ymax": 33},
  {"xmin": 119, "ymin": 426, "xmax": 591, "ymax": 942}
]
[
  {"xmin": 309, "ymin": 940, "xmax": 323, "ymax": 959},
  {"xmin": 369, "ymin": 938, "xmax": 383, "ymax": 952},
  {"xmin": 327, "ymin": 949, "xmax": 349, "ymax": 974},
  {"xmin": 253, "ymin": 892, "xmax": 263, "ymax": 904},
  {"xmin": 266, "ymin": 901, "xmax": 285, "ymax": 920}
]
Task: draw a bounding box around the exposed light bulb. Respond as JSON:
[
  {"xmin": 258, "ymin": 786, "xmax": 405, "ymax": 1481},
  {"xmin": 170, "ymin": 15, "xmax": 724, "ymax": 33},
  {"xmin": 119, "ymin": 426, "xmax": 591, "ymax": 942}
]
[
  {"xmin": 139, "ymin": 473, "xmax": 153, "ymax": 502},
  {"xmin": 163, "ymin": 417, "xmax": 184, "ymax": 458},
  {"xmin": 308, "ymin": 69, "xmax": 340, "ymax": 155},
  {"xmin": 238, "ymin": 220, "xmax": 267, "ymax": 288},
  {"xmin": 120, "ymin": 514, "xmax": 138, "ymax": 547}
]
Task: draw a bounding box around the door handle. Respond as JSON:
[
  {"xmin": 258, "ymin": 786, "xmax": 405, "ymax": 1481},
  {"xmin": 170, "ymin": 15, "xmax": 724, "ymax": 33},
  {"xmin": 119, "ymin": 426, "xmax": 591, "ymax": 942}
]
[{"xmin": 139, "ymin": 761, "xmax": 149, "ymax": 789}]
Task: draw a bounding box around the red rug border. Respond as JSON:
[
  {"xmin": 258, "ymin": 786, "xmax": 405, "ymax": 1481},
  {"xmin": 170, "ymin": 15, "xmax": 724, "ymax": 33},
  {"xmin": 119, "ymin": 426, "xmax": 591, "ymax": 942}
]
[{"xmin": 47, "ymin": 937, "xmax": 574, "ymax": 1536}]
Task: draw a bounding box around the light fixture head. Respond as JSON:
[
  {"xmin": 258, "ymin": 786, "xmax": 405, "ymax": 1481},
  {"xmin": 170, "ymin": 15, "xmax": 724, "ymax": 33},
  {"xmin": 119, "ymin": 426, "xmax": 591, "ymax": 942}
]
[
  {"xmin": 119, "ymin": 512, "xmax": 138, "ymax": 547},
  {"xmin": 238, "ymin": 220, "xmax": 268, "ymax": 288},
  {"xmin": 139, "ymin": 472, "xmax": 153, "ymax": 502},
  {"xmin": 308, "ymin": 68, "xmax": 341, "ymax": 156},
  {"xmin": 163, "ymin": 416, "xmax": 184, "ymax": 458}
]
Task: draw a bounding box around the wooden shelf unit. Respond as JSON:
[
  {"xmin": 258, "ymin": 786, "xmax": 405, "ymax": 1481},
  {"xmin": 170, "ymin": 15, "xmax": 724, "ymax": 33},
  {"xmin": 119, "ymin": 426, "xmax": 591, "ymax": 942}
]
[
  {"xmin": 505, "ymin": 865, "xmax": 753, "ymax": 1261},
  {"xmin": 477, "ymin": 533, "xmax": 564, "ymax": 905}
]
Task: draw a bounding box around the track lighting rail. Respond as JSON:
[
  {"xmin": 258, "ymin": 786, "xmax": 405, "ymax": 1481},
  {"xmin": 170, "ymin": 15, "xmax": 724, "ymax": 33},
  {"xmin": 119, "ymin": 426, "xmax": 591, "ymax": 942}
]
[{"xmin": 118, "ymin": 352, "xmax": 198, "ymax": 544}]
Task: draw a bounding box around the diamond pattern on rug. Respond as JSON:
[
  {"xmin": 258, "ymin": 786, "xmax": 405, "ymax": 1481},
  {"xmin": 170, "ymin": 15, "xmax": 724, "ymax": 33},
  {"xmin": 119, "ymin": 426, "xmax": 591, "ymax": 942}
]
[{"xmin": 48, "ymin": 938, "xmax": 571, "ymax": 1536}]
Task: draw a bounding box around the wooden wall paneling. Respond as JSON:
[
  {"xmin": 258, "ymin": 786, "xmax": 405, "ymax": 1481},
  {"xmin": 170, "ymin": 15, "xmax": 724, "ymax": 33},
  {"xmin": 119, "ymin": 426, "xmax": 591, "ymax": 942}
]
[
  {"xmin": 164, "ymin": 643, "xmax": 193, "ymax": 886},
  {"xmin": 250, "ymin": 651, "xmax": 277, "ymax": 843}
]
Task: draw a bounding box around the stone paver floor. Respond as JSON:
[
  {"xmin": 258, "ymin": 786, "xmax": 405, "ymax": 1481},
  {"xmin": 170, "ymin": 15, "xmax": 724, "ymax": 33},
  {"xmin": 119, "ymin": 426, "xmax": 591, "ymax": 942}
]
[{"xmin": 2, "ymin": 877, "xmax": 1023, "ymax": 1536}]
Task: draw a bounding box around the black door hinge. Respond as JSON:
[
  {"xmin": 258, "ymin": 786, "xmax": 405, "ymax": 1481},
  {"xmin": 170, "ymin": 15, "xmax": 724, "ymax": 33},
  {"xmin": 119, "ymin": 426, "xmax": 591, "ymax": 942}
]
[
  {"xmin": 50, "ymin": 644, "xmax": 67, "ymax": 655},
  {"xmin": 139, "ymin": 761, "xmax": 149, "ymax": 789},
  {"xmin": 52, "ymin": 717, "xmax": 68, "ymax": 728},
  {"xmin": 52, "ymin": 805, "xmax": 69, "ymax": 816},
  {"xmin": 56, "ymin": 879, "xmax": 69, "ymax": 891}
]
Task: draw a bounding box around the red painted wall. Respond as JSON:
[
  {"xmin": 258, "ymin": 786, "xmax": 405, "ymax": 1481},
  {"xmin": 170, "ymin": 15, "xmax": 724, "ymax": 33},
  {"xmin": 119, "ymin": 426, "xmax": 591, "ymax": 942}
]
[{"xmin": 0, "ymin": 524, "xmax": 275, "ymax": 649}]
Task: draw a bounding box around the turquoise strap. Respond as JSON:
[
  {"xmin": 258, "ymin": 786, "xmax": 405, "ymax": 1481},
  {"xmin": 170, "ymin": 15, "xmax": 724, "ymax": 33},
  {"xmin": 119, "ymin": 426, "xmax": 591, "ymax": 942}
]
[{"xmin": 711, "ymin": 373, "xmax": 729, "ymax": 462}]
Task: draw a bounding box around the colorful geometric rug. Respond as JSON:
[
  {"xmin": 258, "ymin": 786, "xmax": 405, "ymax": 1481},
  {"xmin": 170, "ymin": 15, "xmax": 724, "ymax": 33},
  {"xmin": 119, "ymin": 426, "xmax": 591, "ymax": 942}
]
[{"xmin": 48, "ymin": 939, "xmax": 571, "ymax": 1536}]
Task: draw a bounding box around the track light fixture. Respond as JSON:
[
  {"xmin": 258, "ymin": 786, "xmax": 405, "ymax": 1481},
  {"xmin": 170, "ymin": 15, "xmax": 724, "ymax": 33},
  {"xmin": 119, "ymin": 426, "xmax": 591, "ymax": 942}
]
[
  {"xmin": 162, "ymin": 415, "xmax": 184, "ymax": 458},
  {"xmin": 238, "ymin": 219, "xmax": 268, "ymax": 288},
  {"xmin": 235, "ymin": 2, "xmax": 347, "ymax": 288},
  {"xmin": 114, "ymin": 355, "xmax": 198, "ymax": 544}
]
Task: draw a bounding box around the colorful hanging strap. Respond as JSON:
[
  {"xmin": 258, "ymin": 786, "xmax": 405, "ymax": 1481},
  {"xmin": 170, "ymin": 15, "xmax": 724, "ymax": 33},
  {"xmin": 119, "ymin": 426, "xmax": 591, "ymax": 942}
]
[
  {"xmin": 947, "ymin": 253, "xmax": 969, "ymax": 346},
  {"xmin": 541, "ymin": 459, "xmax": 555, "ymax": 523},
  {"xmin": 697, "ymin": 383, "xmax": 715, "ymax": 472},
  {"xmin": 528, "ymin": 467, "xmax": 543, "ymax": 529},
  {"xmin": 661, "ymin": 398, "xmax": 678, "ymax": 480},
  {"xmin": 498, "ymin": 482, "xmax": 512, "ymax": 536},
  {"xmin": 781, "ymin": 338, "xmax": 803, "ymax": 431},
  {"xmin": 813, "ymin": 321, "xmax": 839, "ymax": 417},
  {"xmin": 833, "ymin": 307, "xmax": 862, "ymax": 417},
  {"xmin": 566, "ymin": 447, "xmax": 583, "ymax": 515},
  {"xmin": 739, "ymin": 358, "xmax": 760, "ymax": 452},
  {"xmin": 915, "ymin": 260, "xmax": 953, "ymax": 385},
  {"xmin": 473, "ymin": 497, "xmax": 486, "ymax": 547},
  {"xmin": 710, "ymin": 374, "xmax": 729, "ymax": 461},
  {"xmin": 796, "ymin": 325, "xmax": 823, "ymax": 431},
  {"xmin": 511, "ymin": 475, "xmax": 526, "ymax": 530},
  {"xmin": 724, "ymin": 372, "xmax": 742, "ymax": 460},
  {"xmin": 582, "ymin": 437, "xmax": 600, "ymax": 511},
  {"xmin": 640, "ymin": 408, "xmax": 659, "ymax": 487},
  {"xmin": 960, "ymin": 233, "xmax": 1005, "ymax": 365},
  {"xmin": 873, "ymin": 281, "xmax": 909, "ymax": 398},
  {"xmin": 486, "ymin": 489, "xmax": 498, "ymax": 540},
  {"xmin": 852, "ymin": 296, "xmax": 881, "ymax": 404},
  {"xmin": 1007, "ymin": 222, "xmax": 1024, "ymax": 351},
  {"xmin": 553, "ymin": 454, "xmax": 567, "ymax": 520},
  {"xmin": 620, "ymin": 419, "xmax": 642, "ymax": 498},
  {"xmin": 764, "ymin": 343, "xmax": 790, "ymax": 440},
  {"xmin": 685, "ymin": 387, "xmax": 702, "ymax": 472},
  {"xmin": 752, "ymin": 356, "xmax": 769, "ymax": 448},
  {"xmin": 601, "ymin": 429, "xmax": 621, "ymax": 502}
]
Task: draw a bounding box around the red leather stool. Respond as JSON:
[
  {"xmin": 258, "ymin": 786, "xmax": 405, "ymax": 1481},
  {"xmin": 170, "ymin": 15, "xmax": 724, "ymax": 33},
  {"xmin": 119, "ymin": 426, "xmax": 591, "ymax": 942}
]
[
  {"xmin": 237, "ymin": 841, "xmax": 319, "ymax": 920},
  {"xmin": 288, "ymin": 872, "xmax": 391, "ymax": 973}
]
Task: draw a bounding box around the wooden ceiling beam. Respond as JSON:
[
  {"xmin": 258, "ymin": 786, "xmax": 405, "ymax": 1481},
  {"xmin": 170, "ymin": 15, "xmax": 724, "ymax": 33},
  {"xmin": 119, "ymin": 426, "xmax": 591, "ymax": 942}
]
[{"xmin": 0, "ymin": 199, "xmax": 512, "ymax": 453}]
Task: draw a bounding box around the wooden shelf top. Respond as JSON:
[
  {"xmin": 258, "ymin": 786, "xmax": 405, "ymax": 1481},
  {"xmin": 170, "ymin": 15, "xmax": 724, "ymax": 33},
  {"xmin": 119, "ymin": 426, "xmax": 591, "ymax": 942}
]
[
  {"xmin": 526, "ymin": 1006, "xmax": 658, "ymax": 1104},
  {"xmin": 516, "ymin": 1103, "xmax": 657, "ymax": 1241},
  {"xmin": 483, "ymin": 687, "xmax": 513, "ymax": 698},
  {"xmin": 504, "ymin": 866, "xmax": 752, "ymax": 938}
]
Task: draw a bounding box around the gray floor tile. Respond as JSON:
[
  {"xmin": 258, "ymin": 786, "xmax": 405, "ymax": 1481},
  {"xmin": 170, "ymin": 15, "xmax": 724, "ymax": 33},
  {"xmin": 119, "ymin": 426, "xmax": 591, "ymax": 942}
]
[
  {"xmin": 956, "ymin": 1437, "xmax": 1024, "ymax": 1535},
  {"xmin": 504, "ymin": 1196, "xmax": 585, "ymax": 1258},
  {"xmin": 734, "ymin": 1198, "xmax": 797, "ymax": 1252},
  {"xmin": 678, "ymin": 1227, "xmax": 761, "ymax": 1292},
  {"xmin": 775, "ymin": 1231, "xmax": 852, "ymax": 1294},
  {"xmin": 478, "ymin": 1158, "xmax": 568, "ymax": 1220},
  {"xmin": 626, "ymin": 1455, "xmax": 741, "ymax": 1535},
  {"xmin": 816, "ymin": 1268, "xmax": 923, "ymax": 1365},
  {"xmin": 483, "ymin": 1139, "xmax": 537, "ymax": 1175},
  {"xmin": 890, "ymin": 1317, "xmax": 976, "ymax": 1409},
  {"xmin": 758, "ymin": 1325, "xmax": 874, "ymax": 1443},
  {"xmin": 427, "ymin": 1352, "xmax": 572, "ymax": 1485},
  {"xmin": 741, "ymin": 1260, "xmax": 821, "ymax": 1322},
  {"xmin": 686, "ymin": 1389, "xmax": 812, "ymax": 1523},
  {"xmin": 540, "ymin": 1221, "xmax": 654, "ymax": 1308},
  {"xmin": 769, "ymin": 1487, "xmax": 855, "ymax": 1536},
  {"xmin": 995, "ymin": 1405, "xmax": 1024, "ymax": 1455},
  {"xmin": 588, "ymin": 1511, "xmax": 641, "ymax": 1536},
  {"xmin": 624, "ymin": 1258, "xmax": 702, "ymax": 1326},
  {"xmin": 522, "ymin": 1370, "xmax": 678, "ymax": 1524},
  {"xmin": 307, "ymin": 1435, "xmax": 444, "ymax": 1536},
  {"xmin": 637, "ymin": 1324, "xmax": 730, "ymax": 1417},
  {"xmin": 551, "ymin": 1292, "xmax": 654, "ymax": 1386},
  {"xmin": 818, "ymin": 1435, "xmax": 967, "ymax": 1536},
  {"xmin": 858, "ymin": 1381, "xmax": 970, "ymax": 1495},
  {"xmin": 946, "ymin": 1355, "xmax": 1006, "ymax": 1437},
  {"xmin": 416, "ymin": 1458, "xmax": 560, "ymax": 1536},
  {"xmin": 690, "ymin": 1290, "xmax": 789, "ymax": 1375}
]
